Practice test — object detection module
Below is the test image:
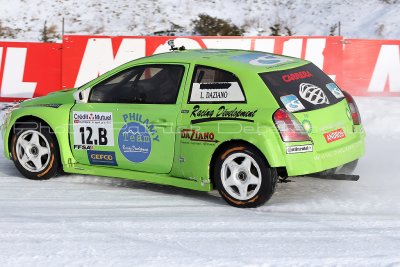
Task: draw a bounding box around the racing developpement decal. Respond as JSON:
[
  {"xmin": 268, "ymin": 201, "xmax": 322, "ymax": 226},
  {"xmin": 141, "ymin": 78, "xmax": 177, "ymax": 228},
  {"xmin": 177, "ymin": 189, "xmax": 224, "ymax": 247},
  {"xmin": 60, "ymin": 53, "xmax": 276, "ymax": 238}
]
[
  {"xmin": 118, "ymin": 113, "xmax": 159, "ymax": 163},
  {"xmin": 88, "ymin": 150, "xmax": 117, "ymax": 166},
  {"xmin": 229, "ymin": 53, "xmax": 293, "ymax": 67},
  {"xmin": 73, "ymin": 112, "xmax": 114, "ymax": 150},
  {"xmin": 190, "ymin": 105, "xmax": 257, "ymax": 124},
  {"xmin": 189, "ymin": 82, "xmax": 245, "ymax": 102}
]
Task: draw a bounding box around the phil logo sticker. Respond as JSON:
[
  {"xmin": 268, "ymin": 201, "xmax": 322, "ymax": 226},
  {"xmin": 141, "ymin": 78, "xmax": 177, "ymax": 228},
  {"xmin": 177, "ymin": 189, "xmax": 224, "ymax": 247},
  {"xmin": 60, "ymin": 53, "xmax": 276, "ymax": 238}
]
[
  {"xmin": 280, "ymin": 94, "xmax": 305, "ymax": 112},
  {"xmin": 324, "ymin": 128, "xmax": 346, "ymax": 143},
  {"xmin": 88, "ymin": 151, "xmax": 117, "ymax": 166}
]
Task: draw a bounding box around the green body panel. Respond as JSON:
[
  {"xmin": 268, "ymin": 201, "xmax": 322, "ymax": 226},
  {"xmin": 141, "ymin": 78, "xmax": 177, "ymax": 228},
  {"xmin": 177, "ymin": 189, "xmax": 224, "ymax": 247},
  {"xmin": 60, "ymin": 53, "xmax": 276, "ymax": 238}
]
[{"xmin": 2, "ymin": 49, "xmax": 365, "ymax": 192}]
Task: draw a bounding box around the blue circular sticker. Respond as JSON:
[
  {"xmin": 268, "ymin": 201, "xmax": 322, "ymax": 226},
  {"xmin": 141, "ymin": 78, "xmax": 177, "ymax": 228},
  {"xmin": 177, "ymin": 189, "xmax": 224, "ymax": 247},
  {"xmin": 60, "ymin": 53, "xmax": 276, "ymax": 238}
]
[{"xmin": 118, "ymin": 122, "xmax": 152, "ymax": 163}]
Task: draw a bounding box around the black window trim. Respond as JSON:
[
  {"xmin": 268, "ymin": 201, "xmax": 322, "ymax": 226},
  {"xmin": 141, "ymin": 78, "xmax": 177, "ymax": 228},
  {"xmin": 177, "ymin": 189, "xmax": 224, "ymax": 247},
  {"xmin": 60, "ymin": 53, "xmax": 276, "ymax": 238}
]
[
  {"xmin": 88, "ymin": 63, "xmax": 186, "ymax": 105},
  {"xmin": 187, "ymin": 65, "xmax": 247, "ymax": 104}
]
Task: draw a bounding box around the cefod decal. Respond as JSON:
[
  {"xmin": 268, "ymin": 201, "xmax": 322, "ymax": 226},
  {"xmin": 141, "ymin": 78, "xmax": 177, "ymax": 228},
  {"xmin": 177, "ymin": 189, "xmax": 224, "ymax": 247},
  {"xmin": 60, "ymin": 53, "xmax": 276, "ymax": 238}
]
[
  {"xmin": 324, "ymin": 128, "xmax": 346, "ymax": 143},
  {"xmin": 118, "ymin": 113, "xmax": 159, "ymax": 163},
  {"xmin": 299, "ymin": 83, "xmax": 330, "ymax": 105},
  {"xmin": 73, "ymin": 112, "xmax": 114, "ymax": 149},
  {"xmin": 88, "ymin": 150, "xmax": 117, "ymax": 166},
  {"xmin": 286, "ymin": 144, "xmax": 313, "ymax": 154},
  {"xmin": 229, "ymin": 53, "xmax": 293, "ymax": 67},
  {"xmin": 280, "ymin": 94, "xmax": 305, "ymax": 112},
  {"xmin": 326, "ymin": 83, "xmax": 344, "ymax": 99},
  {"xmin": 190, "ymin": 105, "xmax": 257, "ymax": 124},
  {"xmin": 181, "ymin": 129, "xmax": 219, "ymax": 144},
  {"xmin": 282, "ymin": 71, "xmax": 313, "ymax": 83},
  {"xmin": 189, "ymin": 82, "xmax": 245, "ymax": 102}
]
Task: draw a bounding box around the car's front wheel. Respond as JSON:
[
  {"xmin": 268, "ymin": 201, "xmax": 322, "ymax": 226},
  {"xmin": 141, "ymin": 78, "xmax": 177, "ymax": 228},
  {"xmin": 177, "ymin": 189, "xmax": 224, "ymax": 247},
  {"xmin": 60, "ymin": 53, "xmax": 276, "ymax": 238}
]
[
  {"xmin": 213, "ymin": 144, "xmax": 277, "ymax": 208},
  {"xmin": 11, "ymin": 121, "xmax": 60, "ymax": 180}
]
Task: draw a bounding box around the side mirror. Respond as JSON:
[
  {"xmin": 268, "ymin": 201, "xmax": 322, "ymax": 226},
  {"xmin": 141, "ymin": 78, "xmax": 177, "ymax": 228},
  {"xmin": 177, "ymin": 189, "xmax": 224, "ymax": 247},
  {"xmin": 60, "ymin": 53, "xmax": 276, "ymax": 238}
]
[{"xmin": 73, "ymin": 88, "xmax": 91, "ymax": 104}]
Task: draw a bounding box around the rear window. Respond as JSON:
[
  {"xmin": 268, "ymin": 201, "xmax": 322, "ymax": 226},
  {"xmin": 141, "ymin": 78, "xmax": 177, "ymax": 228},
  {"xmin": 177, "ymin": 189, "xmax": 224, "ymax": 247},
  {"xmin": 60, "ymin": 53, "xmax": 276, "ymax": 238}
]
[{"xmin": 259, "ymin": 63, "xmax": 345, "ymax": 113}]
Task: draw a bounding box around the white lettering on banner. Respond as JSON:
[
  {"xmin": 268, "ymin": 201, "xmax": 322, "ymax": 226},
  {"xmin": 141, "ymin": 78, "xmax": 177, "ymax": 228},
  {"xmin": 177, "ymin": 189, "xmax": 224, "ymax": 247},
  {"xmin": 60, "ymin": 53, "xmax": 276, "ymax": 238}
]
[
  {"xmin": 74, "ymin": 38, "xmax": 146, "ymax": 87},
  {"xmin": 153, "ymin": 38, "xmax": 202, "ymax": 54},
  {"xmin": 202, "ymin": 39, "xmax": 252, "ymax": 50},
  {"xmin": 305, "ymin": 39, "xmax": 326, "ymax": 70},
  {"xmin": 306, "ymin": 39, "xmax": 336, "ymax": 81},
  {"xmin": 0, "ymin": 48, "xmax": 36, "ymax": 98},
  {"xmin": 282, "ymin": 38, "xmax": 302, "ymax": 58},
  {"xmin": 254, "ymin": 39, "xmax": 275, "ymax": 53},
  {"xmin": 368, "ymin": 45, "xmax": 400, "ymax": 92}
]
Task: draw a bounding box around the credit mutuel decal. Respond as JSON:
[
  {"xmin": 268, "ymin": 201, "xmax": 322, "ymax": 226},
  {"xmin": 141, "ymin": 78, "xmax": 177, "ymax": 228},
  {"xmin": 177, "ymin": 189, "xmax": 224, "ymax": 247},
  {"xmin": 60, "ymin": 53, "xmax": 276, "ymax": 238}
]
[
  {"xmin": 73, "ymin": 112, "xmax": 114, "ymax": 150},
  {"xmin": 189, "ymin": 82, "xmax": 245, "ymax": 102}
]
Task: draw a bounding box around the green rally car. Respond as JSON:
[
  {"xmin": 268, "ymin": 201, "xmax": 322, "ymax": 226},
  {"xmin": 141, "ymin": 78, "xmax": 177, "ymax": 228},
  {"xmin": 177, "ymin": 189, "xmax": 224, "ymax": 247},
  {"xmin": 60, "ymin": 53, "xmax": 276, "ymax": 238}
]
[{"xmin": 1, "ymin": 46, "xmax": 365, "ymax": 208}]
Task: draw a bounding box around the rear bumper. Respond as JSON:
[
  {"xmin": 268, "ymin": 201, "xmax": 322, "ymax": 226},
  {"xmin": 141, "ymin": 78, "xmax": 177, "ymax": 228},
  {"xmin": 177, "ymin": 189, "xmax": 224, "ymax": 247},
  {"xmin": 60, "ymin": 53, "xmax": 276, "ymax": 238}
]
[{"xmin": 283, "ymin": 126, "xmax": 365, "ymax": 176}]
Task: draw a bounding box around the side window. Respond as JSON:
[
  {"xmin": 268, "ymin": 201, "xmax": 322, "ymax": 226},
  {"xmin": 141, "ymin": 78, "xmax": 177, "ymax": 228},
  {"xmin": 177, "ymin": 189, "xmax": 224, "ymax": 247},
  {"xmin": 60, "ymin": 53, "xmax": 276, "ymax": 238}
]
[
  {"xmin": 189, "ymin": 66, "xmax": 246, "ymax": 103},
  {"xmin": 89, "ymin": 65, "xmax": 185, "ymax": 104},
  {"xmin": 89, "ymin": 68, "xmax": 140, "ymax": 103}
]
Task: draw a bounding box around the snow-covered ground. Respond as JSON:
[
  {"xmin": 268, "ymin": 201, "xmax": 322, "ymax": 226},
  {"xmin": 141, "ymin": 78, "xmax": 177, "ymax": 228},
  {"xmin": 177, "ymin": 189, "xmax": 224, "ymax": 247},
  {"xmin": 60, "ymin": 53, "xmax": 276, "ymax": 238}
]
[
  {"xmin": 0, "ymin": 98, "xmax": 400, "ymax": 266},
  {"xmin": 1, "ymin": 0, "xmax": 400, "ymax": 41}
]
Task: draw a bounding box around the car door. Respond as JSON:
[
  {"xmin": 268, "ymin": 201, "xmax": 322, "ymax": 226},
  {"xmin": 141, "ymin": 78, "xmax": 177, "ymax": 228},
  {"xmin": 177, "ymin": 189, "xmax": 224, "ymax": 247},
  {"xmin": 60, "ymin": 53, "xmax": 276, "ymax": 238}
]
[{"xmin": 69, "ymin": 63, "xmax": 189, "ymax": 173}]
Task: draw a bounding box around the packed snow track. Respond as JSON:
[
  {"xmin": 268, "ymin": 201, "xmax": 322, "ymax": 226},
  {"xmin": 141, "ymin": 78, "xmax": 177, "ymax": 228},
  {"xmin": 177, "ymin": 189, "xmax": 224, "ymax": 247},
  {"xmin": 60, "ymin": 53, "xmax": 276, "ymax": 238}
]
[{"xmin": 0, "ymin": 98, "xmax": 399, "ymax": 266}]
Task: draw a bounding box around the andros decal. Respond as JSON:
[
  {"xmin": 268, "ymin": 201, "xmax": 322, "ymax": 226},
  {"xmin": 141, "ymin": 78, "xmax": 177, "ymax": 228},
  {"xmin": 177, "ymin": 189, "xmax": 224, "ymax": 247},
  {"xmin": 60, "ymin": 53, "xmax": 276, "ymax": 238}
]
[
  {"xmin": 324, "ymin": 128, "xmax": 346, "ymax": 143},
  {"xmin": 189, "ymin": 82, "xmax": 245, "ymax": 103},
  {"xmin": 73, "ymin": 112, "xmax": 114, "ymax": 150},
  {"xmin": 181, "ymin": 129, "xmax": 219, "ymax": 144},
  {"xmin": 88, "ymin": 151, "xmax": 117, "ymax": 166},
  {"xmin": 190, "ymin": 105, "xmax": 257, "ymax": 124},
  {"xmin": 118, "ymin": 113, "xmax": 159, "ymax": 163}
]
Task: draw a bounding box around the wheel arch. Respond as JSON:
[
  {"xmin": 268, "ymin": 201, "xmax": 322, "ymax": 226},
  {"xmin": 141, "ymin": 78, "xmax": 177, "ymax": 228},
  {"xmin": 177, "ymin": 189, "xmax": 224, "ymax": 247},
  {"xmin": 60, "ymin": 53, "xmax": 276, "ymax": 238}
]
[
  {"xmin": 209, "ymin": 139, "xmax": 272, "ymax": 187},
  {"xmin": 8, "ymin": 115, "xmax": 63, "ymax": 171}
]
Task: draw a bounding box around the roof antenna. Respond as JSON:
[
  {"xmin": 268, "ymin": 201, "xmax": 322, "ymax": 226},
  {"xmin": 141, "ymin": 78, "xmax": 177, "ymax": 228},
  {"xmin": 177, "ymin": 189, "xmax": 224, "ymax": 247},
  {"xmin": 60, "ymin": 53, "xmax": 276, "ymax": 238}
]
[{"xmin": 168, "ymin": 39, "xmax": 185, "ymax": 51}]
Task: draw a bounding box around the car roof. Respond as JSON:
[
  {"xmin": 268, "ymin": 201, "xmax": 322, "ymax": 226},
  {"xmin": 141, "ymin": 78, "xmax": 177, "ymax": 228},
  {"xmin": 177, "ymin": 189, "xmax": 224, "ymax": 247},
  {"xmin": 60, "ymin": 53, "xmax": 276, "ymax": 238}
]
[{"xmin": 131, "ymin": 49, "xmax": 308, "ymax": 74}]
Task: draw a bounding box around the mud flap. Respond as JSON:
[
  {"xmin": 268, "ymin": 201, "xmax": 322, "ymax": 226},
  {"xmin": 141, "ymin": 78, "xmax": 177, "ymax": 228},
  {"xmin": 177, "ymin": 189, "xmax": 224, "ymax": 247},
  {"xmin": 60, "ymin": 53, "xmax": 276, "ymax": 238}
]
[{"xmin": 307, "ymin": 173, "xmax": 360, "ymax": 181}]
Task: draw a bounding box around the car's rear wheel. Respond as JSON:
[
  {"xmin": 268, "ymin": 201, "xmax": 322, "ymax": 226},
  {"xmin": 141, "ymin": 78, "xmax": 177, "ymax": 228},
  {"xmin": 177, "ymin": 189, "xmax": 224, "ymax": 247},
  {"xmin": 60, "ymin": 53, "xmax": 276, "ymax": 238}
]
[
  {"xmin": 213, "ymin": 144, "xmax": 277, "ymax": 208},
  {"xmin": 11, "ymin": 121, "xmax": 60, "ymax": 180}
]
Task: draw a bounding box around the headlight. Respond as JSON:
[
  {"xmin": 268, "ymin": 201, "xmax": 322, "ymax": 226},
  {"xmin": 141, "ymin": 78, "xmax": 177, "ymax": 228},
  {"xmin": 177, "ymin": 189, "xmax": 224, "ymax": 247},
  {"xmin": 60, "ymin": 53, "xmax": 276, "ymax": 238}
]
[{"xmin": 1, "ymin": 102, "xmax": 20, "ymax": 132}]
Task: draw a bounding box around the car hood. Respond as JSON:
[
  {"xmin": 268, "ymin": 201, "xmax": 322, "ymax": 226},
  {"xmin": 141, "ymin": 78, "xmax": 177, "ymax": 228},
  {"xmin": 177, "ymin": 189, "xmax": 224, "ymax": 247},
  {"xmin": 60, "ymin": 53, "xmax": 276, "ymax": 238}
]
[{"xmin": 21, "ymin": 89, "xmax": 76, "ymax": 107}]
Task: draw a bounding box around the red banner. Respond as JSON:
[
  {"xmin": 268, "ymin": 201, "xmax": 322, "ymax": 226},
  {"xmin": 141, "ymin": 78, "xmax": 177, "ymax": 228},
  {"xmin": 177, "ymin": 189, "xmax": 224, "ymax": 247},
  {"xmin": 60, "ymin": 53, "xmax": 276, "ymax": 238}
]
[
  {"xmin": 0, "ymin": 36, "xmax": 399, "ymax": 102},
  {"xmin": 340, "ymin": 39, "xmax": 400, "ymax": 96},
  {"xmin": 0, "ymin": 42, "xmax": 61, "ymax": 102},
  {"xmin": 61, "ymin": 36, "xmax": 343, "ymax": 89}
]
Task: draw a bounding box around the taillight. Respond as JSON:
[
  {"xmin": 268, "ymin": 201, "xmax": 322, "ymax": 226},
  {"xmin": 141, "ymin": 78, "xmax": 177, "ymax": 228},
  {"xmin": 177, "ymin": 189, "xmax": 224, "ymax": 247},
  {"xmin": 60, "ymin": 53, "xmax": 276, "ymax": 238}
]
[
  {"xmin": 342, "ymin": 91, "xmax": 361, "ymax": 125},
  {"xmin": 273, "ymin": 108, "xmax": 310, "ymax": 142}
]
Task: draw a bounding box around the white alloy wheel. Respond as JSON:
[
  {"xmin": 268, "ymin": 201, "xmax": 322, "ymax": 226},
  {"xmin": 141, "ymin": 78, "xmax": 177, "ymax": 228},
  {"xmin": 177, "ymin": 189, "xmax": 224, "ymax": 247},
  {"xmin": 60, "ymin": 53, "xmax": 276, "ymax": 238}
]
[
  {"xmin": 220, "ymin": 152, "xmax": 262, "ymax": 201},
  {"xmin": 16, "ymin": 130, "xmax": 51, "ymax": 172}
]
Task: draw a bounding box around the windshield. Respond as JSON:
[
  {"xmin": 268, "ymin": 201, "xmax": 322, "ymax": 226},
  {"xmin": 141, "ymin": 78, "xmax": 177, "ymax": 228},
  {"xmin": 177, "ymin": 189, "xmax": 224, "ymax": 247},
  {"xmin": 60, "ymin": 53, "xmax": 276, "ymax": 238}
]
[{"xmin": 259, "ymin": 63, "xmax": 345, "ymax": 113}]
